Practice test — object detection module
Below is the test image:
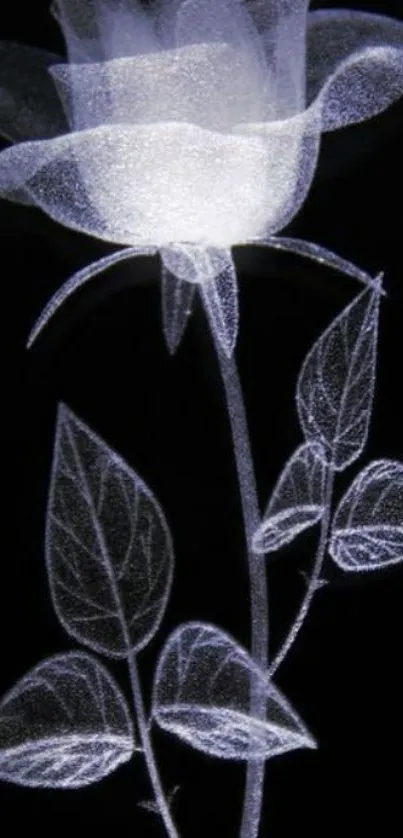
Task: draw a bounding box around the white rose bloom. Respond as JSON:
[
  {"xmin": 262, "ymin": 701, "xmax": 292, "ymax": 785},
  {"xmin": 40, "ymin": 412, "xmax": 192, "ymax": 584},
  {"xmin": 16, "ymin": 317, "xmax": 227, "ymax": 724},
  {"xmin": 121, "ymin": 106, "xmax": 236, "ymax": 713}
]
[{"xmin": 0, "ymin": 0, "xmax": 402, "ymax": 352}]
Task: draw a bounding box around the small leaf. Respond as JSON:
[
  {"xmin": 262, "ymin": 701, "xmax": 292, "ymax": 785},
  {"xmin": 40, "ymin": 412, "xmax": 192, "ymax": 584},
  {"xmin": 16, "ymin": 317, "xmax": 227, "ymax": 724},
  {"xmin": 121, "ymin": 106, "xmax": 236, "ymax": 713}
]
[
  {"xmin": 159, "ymin": 244, "xmax": 238, "ymax": 356},
  {"xmin": 0, "ymin": 652, "xmax": 134, "ymax": 788},
  {"xmin": 152, "ymin": 622, "xmax": 316, "ymax": 761},
  {"xmin": 329, "ymin": 460, "xmax": 403, "ymax": 571},
  {"xmin": 138, "ymin": 785, "xmax": 180, "ymax": 815},
  {"xmin": 297, "ymin": 284, "xmax": 381, "ymax": 471},
  {"xmin": 46, "ymin": 404, "xmax": 174, "ymax": 658},
  {"xmin": 252, "ymin": 442, "xmax": 327, "ymax": 554},
  {"xmin": 161, "ymin": 264, "xmax": 195, "ymax": 354}
]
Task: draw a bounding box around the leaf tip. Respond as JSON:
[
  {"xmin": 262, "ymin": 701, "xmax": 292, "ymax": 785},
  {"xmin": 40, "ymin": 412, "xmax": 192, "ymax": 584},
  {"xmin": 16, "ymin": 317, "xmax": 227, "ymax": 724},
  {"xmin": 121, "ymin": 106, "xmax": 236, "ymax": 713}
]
[
  {"xmin": 56, "ymin": 401, "xmax": 71, "ymax": 424},
  {"xmin": 305, "ymin": 731, "xmax": 318, "ymax": 750}
]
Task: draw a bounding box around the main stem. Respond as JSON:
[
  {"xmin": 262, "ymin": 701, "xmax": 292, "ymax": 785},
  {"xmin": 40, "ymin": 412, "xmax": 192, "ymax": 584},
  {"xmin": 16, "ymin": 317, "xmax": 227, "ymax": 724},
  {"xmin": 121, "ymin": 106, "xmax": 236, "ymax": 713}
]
[
  {"xmin": 268, "ymin": 466, "xmax": 335, "ymax": 679},
  {"xmin": 127, "ymin": 652, "xmax": 179, "ymax": 838},
  {"xmin": 211, "ymin": 339, "xmax": 268, "ymax": 838}
]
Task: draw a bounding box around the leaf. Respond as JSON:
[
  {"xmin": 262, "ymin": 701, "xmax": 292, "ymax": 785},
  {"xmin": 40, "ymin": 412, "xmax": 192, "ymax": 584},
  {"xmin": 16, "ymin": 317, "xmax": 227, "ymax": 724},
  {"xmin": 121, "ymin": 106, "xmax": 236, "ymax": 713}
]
[
  {"xmin": 152, "ymin": 622, "xmax": 316, "ymax": 761},
  {"xmin": 297, "ymin": 284, "xmax": 381, "ymax": 471},
  {"xmin": 46, "ymin": 404, "xmax": 174, "ymax": 658},
  {"xmin": 161, "ymin": 264, "xmax": 195, "ymax": 354},
  {"xmin": 252, "ymin": 442, "xmax": 327, "ymax": 554},
  {"xmin": 329, "ymin": 460, "xmax": 403, "ymax": 571},
  {"xmin": 0, "ymin": 652, "xmax": 134, "ymax": 788}
]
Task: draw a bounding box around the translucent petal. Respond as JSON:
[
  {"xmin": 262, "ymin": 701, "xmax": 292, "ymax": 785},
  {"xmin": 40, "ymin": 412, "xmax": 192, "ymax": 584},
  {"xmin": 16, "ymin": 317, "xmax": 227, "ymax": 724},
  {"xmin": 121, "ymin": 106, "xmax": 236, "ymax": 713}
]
[
  {"xmin": 248, "ymin": 0, "xmax": 310, "ymax": 117},
  {"xmin": 0, "ymin": 116, "xmax": 319, "ymax": 246},
  {"xmin": 307, "ymin": 10, "xmax": 403, "ymax": 131},
  {"xmin": 52, "ymin": 0, "xmax": 159, "ymax": 62},
  {"xmin": 95, "ymin": 0, "xmax": 159, "ymax": 58},
  {"xmin": 175, "ymin": 0, "xmax": 274, "ymax": 118},
  {"xmin": 51, "ymin": 0, "xmax": 104, "ymax": 62},
  {"xmin": 50, "ymin": 41, "xmax": 271, "ymax": 133},
  {"xmin": 239, "ymin": 103, "xmax": 321, "ymax": 237},
  {"xmin": 0, "ymin": 42, "xmax": 68, "ymax": 141}
]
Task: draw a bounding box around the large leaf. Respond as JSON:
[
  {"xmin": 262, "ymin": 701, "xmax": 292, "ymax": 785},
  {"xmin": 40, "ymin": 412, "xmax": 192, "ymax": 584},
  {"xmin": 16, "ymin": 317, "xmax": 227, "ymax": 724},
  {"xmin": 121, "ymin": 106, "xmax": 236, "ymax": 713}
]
[
  {"xmin": 0, "ymin": 652, "xmax": 134, "ymax": 788},
  {"xmin": 46, "ymin": 404, "xmax": 174, "ymax": 658},
  {"xmin": 253, "ymin": 442, "xmax": 327, "ymax": 554},
  {"xmin": 152, "ymin": 622, "xmax": 316, "ymax": 760},
  {"xmin": 297, "ymin": 284, "xmax": 381, "ymax": 471},
  {"xmin": 329, "ymin": 460, "xmax": 403, "ymax": 571}
]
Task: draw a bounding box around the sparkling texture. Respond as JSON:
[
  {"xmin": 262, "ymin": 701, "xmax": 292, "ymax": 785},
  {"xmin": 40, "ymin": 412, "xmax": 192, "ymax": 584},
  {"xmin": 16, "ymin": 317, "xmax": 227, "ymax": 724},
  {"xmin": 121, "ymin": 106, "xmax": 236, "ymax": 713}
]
[{"xmin": 0, "ymin": 0, "xmax": 402, "ymax": 251}]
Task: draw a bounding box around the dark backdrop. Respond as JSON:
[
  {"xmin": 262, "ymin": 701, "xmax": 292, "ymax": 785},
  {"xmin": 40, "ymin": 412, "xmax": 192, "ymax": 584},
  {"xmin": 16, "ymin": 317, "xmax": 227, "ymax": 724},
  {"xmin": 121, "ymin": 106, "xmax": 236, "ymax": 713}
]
[{"xmin": 1, "ymin": 1, "xmax": 403, "ymax": 836}]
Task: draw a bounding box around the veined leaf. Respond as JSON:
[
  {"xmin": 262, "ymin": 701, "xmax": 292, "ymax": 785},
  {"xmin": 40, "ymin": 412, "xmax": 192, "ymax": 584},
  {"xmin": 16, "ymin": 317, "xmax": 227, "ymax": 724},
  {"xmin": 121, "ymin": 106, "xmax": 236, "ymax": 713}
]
[
  {"xmin": 152, "ymin": 622, "xmax": 316, "ymax": 761},
  {"xmin": 330, "ymin": 459, "xmax": 403, "ymax": 571},
  {"xmin": 0, "ymin": 652, "xmax": 134, "ymax": 788},
  {"xmin": 297, "ymin": 284, "xmax": 381, "ymax": 471},
  {"xmin": 46, "ymin": 404, "xmax": 174, "ymax": 658},
  {"xmin": 253, "ymin": 442, "xmax": 327, "ymax": 554}
]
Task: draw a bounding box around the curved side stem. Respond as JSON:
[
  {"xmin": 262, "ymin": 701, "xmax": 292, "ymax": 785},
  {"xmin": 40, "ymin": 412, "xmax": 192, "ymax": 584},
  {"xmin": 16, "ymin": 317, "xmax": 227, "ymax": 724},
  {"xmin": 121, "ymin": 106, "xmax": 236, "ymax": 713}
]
[
  {"xmin": 127, "ymin": 652, "xmax": 179, "ymax": 838},
  {"xmin": 268, "ymin": 466, "xmax": 335, "ymax": 679},
  {"xmin": 206, "ymin": 329, "xmax": 268, "ymax": 838}
]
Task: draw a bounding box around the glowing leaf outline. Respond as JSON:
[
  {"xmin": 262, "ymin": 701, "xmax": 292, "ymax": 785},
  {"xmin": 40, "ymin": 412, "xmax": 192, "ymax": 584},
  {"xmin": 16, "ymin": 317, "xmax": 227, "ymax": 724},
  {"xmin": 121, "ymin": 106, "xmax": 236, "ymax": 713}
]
[
  {"xmin": 152, "ymin": 622, "xmax": 316, "ymax": 761},
  {"xmin": 46, "ymin": 403, "xmax": 174, "ymax": 658},
  {"xmin": 297, "ymin": 283, "xmax": 381, "ymax": 471},
  {"xmin": 0, "ymin": 651, "xmax": 134, "ymax": 788},
  {"xmin": 329, "ymin": 459, "xmax": 403, "ymax": 571},
  {"xmin": 253, "ymin": 441, "xmax": 327, "ymax": 554}
]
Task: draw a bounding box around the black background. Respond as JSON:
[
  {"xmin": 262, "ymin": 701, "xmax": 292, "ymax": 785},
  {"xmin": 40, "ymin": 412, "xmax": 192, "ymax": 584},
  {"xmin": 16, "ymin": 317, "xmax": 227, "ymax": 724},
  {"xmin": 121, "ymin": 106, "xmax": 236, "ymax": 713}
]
[{"xmin": 1, "ymin": 1, "xmax": 403, "ymax": 835}]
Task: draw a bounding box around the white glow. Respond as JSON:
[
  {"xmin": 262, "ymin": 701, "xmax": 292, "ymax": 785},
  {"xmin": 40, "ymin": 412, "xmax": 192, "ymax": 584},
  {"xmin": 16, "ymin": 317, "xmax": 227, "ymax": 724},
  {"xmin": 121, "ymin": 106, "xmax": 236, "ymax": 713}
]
[{"xmin": 0, "ymin": 1, "xmax": 402, "ymax": 253}]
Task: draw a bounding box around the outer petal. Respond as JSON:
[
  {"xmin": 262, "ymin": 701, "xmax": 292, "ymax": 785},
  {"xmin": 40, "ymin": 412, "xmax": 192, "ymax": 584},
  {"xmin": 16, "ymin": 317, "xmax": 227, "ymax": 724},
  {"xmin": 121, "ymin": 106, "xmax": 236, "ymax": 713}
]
[
  {"xmin": 307, "ymin": 10, "xmax": 403, "ymax": 131},
  {"xmin": 0, "ymin": 130, "xmax": 110, "ymax": 242},
  {"xmin": 0, "ymin": 42, "xmax": 68, "ymax": 141},
  {"xmin": 238, "ymin": 102, "xmax": 321, "ymax": 237},
  {"xmin": 50, "ymin": 42, "xmax": 270, "ymax": 132},
  {"xmin": 0, "ymin": 118, "xmax": 319, "ymax": 247}
]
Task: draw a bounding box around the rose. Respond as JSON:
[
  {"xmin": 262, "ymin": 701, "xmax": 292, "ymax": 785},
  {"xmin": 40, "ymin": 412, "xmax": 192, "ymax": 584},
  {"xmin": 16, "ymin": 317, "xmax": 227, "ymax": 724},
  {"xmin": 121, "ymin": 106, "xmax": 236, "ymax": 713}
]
[
  {"xmin": 0, "ymin": 0, "xmax": 402, "ymax": 354},
  {"xmin": 1, "ymin": 0, "xmax": 402, "ymax": 248}
]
